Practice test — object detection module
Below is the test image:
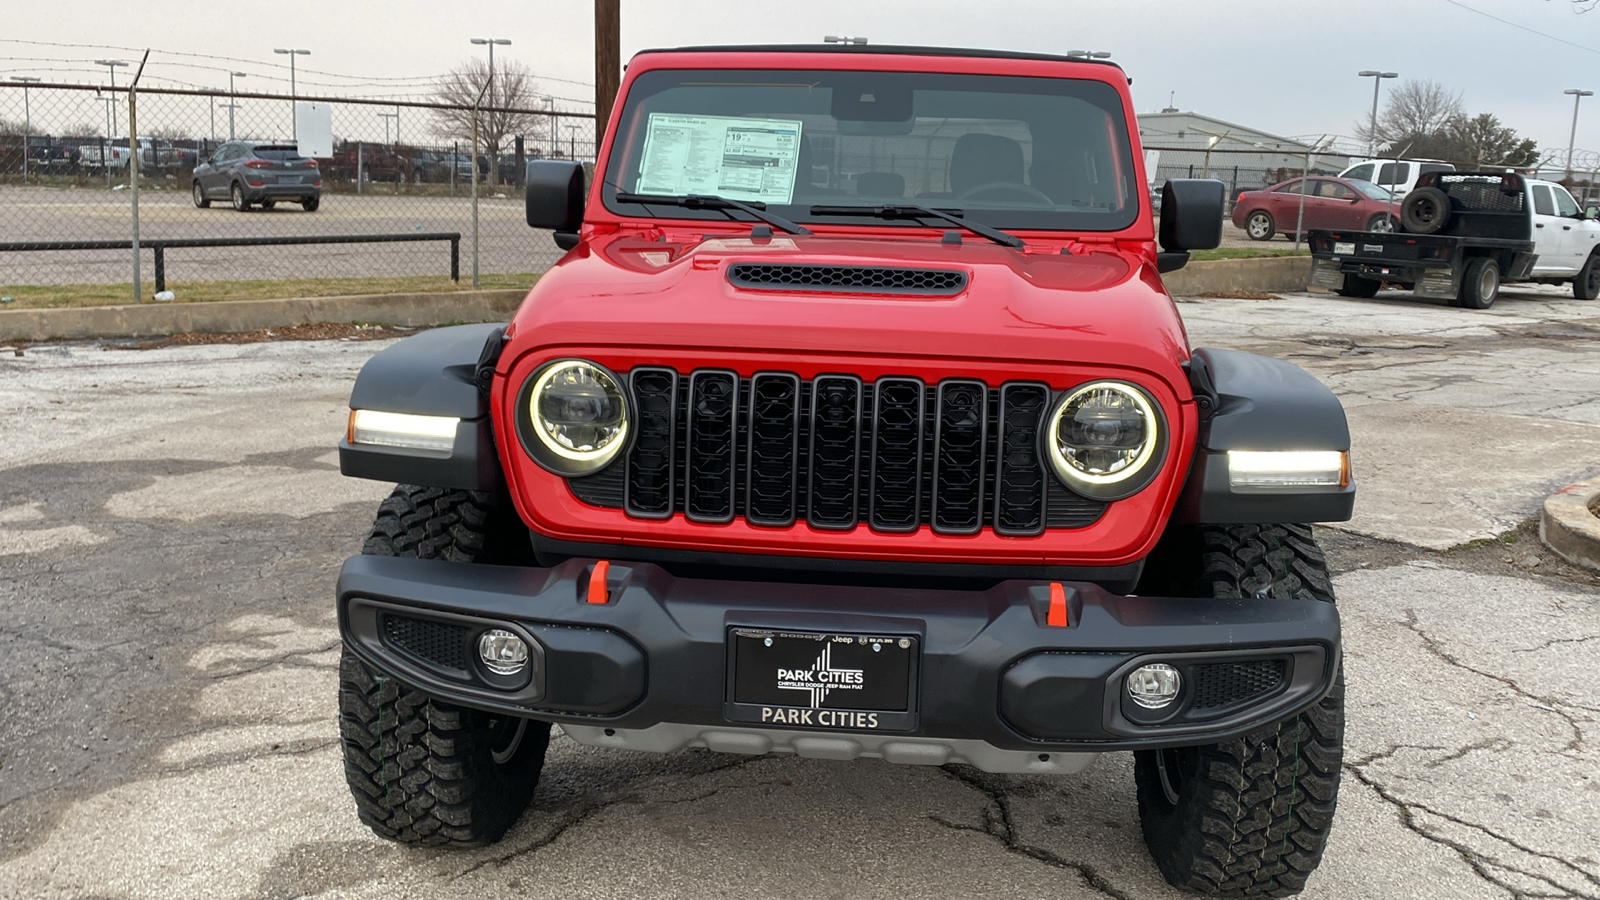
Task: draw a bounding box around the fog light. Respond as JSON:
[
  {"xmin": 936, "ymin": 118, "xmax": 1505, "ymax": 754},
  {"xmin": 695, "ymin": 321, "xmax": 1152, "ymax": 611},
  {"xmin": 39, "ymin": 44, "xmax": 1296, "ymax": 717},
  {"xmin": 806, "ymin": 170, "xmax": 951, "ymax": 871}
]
[
  {"xmin": 478, "ymin": 629, "xmax": 529, "ymax": 676},
  {"xmin": 1128, "ymin": 663, "xmax": 1182, "ymax": 709}
]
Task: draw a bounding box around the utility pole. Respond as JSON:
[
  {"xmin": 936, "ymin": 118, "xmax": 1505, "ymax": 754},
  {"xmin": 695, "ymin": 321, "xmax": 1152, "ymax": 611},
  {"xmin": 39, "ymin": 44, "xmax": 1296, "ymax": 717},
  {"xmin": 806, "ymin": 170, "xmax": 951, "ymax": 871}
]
[
  {"xmin": 1359, "ymin": 70, "xmax": 1398, "ymax": 157},
  {"xmin": 595, "ymin": 0, "xmax": 620, "ymax": 139},
  {"xmin": 274, "ymin": 48, "xmax": 310, "ymax": 141},
  {"xmin": 228, "ymin": 71, "xmax": 246, "ymax": 141},
  {"xmin": 14, "ymin": 77, "xmax": 40, "ymax": 184},
  {"xmin": 1565, "ymin": 89, "xmax": 1593, "ymax": 182}
]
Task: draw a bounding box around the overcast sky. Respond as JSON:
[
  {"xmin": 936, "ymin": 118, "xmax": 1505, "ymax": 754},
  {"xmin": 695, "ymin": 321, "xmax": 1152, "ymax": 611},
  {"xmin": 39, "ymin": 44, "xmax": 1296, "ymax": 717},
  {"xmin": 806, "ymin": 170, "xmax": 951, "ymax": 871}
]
[{"xmin": 5, "ymin": 0, "xmax": 1600, "ymax": 160}]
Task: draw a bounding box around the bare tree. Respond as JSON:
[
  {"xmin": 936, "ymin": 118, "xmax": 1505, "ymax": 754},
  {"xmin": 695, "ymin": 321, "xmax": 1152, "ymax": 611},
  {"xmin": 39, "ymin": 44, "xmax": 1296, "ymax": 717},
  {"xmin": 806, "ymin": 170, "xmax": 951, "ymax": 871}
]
[
  {"xmin": 1352, "ymin": 79, "xmax": 1464, "ymax": 150},
  {"xmin": 431, "ymin": 58, "xmax": 547, "ymax": 180}
]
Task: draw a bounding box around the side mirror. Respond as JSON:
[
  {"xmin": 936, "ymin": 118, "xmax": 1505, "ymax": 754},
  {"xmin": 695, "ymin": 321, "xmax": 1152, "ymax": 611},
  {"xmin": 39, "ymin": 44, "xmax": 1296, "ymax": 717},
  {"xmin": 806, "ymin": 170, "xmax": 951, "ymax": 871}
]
[
  {"xmin": 525, "ymin": 160, "xmax": 586, "ymax": 249},
  {"xmin": 1157, "ymin": 179, "xmax": 1224, "ymax": 273},
  {"xmin": 1585, "ymin": 206, "xmax": 1598, "ymax": 221}
]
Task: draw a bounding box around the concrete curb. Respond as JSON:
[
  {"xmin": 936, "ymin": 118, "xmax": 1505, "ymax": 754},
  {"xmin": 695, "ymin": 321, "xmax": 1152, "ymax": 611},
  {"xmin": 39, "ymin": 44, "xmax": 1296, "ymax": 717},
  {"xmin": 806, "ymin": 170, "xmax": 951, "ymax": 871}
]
[
  {"xmin": 0, "ymin": 289, "xmax": 527, "ymax": 342},
  {"xmin": 1540, "ymin": 477, "xmax": 1600, "ymax": 572},
  {"xmin": 1163, "ymin": 255, "xmax": 1311, "ymax": 296}
]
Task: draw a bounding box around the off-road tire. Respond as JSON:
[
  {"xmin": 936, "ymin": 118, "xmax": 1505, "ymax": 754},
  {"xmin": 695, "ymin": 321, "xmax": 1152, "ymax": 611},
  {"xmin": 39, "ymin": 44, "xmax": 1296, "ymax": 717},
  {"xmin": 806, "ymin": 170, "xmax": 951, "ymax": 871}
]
[
  {"xmin": 1399, "ymin": 186, "xmax": 1450, "ymax": 234},
  {"xmin": 338, "ymin": 484, "xmax": 548, "ymax": 846},
  {"xmin": 1244, "ymin": 211, "xmax": 1275, "ymax": 241},
  {"xmin": 1335, "ymin": 274, "xmax": 1380, "ymax": 298},
  {"xmin": 1456, "ymin": 256, "xmax": 1500, "ymax": 309},
  {"xmin": 1133, "ymin": 523, "xmax": 1344, "ymax": 898},
  {"xmin": 1574, "ymin": 251, "xmax": 1600, "ymax": 301}
]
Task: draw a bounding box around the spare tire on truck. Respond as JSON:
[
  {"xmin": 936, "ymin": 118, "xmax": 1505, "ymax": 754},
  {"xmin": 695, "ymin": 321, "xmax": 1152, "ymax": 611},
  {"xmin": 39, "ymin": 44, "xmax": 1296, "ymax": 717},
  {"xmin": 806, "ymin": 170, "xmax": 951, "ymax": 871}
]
[{"xmin": 1400, "ymin": 186, "xmax": 1452, "ymax": 235}]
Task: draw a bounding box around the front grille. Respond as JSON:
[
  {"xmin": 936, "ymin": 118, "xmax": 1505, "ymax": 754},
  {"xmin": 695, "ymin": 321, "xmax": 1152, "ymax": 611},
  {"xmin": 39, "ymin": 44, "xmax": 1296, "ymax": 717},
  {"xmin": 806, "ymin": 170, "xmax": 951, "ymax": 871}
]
[
  {"xmin": 568, "ymin": 370, "xmax": 1107, "ymax": 534},
  {"xmin": 728, "ymin": 263, "xmax": 967, "ymax": 295},
  {"xmin": 382, "ymin": 614, "xmax": 470, "ymax": 672},
  {"xmin": 1191, "ymin": 659, "xmax": 1288, "ymax": 710}
]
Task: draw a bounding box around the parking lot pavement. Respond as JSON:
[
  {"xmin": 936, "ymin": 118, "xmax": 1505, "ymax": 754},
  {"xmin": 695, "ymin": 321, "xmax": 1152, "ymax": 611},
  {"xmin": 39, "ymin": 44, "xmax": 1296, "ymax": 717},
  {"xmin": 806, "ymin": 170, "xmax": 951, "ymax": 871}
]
[{"xmin": 1, "ymin": 293, "xmax": 1597, "ymax": 898}]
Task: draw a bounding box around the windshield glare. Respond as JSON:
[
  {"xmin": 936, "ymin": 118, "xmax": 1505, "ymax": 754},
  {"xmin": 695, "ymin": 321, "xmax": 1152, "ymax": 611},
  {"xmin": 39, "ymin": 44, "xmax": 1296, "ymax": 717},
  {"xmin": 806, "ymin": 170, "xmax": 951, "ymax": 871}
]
[
  {"xmin": 1348, "ymin": 179, "xmax": 1393, "ymax": 200},
  {"xmin": 601, "ymin": 67, "xmax": 1140, "ymax": 232}
]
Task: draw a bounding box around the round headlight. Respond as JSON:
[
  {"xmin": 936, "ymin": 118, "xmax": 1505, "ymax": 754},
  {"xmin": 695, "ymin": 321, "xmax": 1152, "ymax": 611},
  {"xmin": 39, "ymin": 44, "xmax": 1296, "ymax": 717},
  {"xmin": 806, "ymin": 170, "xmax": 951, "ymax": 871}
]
[
  {"xmin": 1044, "ymin": 381, "xmax": 1165, "ymax": 500},
  {"xmin": 520, "ymin": 359, "xmax": 629, "ymax": 475}
]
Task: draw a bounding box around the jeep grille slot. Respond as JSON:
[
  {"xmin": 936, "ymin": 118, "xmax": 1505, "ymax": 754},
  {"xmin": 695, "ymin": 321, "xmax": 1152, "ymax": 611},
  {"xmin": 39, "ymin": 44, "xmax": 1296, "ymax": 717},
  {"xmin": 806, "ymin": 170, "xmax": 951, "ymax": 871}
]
[
  {"xmin": 568, "ymin": 370, "xmax": 1109, "ymax": 533},
  {"xmin": 727, "ymin": 263, "xmax": 967, "ymax": 295},
  {"xmin": 685, "ymin": 371, "xmax": 738, "ymax": 523}
]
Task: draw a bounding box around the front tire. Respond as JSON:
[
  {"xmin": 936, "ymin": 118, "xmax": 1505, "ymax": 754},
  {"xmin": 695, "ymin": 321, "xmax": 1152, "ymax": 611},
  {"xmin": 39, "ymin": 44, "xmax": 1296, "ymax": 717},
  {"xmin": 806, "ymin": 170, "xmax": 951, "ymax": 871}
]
[
  {"xmin": 1245, "ymin": 211, "xmax": 1275, "ymax": 241},
  {"xmin": 1574, "ymin": 252, "xmax": 1600, "ymax": 301},
  {"xmin": 338, "ymin": 485, "xmax": 549, "ymax": 847},
  {"xmin": 192, "ymin": 181, "xmax": 210, "ymax": 208},
  {"xmin": 1134, "ymin": 524, "xmax": 1344, "ymax": 898}
]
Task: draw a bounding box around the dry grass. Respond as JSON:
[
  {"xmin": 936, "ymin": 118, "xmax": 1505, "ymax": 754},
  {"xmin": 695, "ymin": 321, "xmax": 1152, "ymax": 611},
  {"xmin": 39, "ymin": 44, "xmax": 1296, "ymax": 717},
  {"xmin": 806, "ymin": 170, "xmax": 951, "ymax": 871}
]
[{"xmin": 0, "ymin": 273, "xmax": 538, "ymax": 310}]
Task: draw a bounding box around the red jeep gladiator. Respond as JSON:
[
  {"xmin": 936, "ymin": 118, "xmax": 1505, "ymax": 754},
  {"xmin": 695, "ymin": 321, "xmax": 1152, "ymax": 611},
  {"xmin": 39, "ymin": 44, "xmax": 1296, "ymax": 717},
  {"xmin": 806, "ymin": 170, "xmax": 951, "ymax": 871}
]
[{"xmin": 335, "ymin": 44, "xmax": 1354, "ymax": 897}]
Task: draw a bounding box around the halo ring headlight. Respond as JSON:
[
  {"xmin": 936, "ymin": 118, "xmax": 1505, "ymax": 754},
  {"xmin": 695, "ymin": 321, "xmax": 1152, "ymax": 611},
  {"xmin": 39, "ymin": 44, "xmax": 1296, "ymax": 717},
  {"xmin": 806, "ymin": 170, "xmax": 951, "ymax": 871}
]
[
  {"xmin": 516, "ymin": 359, "xmax": 630, "ymax": 476},
  {"xmin": 1042, "ymin": 380, "xmax": 1167, "ymax": 501}
]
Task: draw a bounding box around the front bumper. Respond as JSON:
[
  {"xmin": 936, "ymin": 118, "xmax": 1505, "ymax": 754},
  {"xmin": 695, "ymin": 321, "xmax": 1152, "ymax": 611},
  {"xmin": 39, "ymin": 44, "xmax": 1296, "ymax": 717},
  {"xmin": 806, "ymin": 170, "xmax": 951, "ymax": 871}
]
[{"xmin": 337, "ymin": 555, "xmax": 1340, "ymax": 760}]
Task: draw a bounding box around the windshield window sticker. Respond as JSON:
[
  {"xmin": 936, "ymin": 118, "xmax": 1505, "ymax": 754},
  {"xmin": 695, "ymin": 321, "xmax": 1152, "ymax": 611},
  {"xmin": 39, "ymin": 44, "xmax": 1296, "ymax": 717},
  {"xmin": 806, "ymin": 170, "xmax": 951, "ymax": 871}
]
[{"xmin": 635, "ymin": 113, "xmax": 803, "ymax": 204}]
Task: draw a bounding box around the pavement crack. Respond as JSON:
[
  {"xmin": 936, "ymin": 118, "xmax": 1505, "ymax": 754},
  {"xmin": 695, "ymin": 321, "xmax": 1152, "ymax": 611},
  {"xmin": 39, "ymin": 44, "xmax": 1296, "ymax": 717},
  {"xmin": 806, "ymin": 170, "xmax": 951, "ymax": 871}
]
[
  {"xmin": 1513, "ymin": 634, "xmax": 1600, "ymax": 653},
  {"xmin": 1347, "ymin": 762, "xmax": 1600, "ymax": 900},
  {"xmin": 1402, "ymin": 610, "xmax": 1588, "ymax": 754},
  {"xmin": 200, "ymin": 641, "xmax": 342, "ymax": 680},
  {"xmin": 934, "ymin": 766, "xmax": 1133, "ymax": 900}
]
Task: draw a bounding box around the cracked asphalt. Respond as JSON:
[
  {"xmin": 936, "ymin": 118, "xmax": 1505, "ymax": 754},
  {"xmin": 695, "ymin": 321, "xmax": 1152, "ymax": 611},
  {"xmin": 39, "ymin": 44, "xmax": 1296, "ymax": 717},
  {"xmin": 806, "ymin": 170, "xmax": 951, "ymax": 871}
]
[{"xmin": 1, "ymin": 285, "xmax": 1598, "ymax": 899}]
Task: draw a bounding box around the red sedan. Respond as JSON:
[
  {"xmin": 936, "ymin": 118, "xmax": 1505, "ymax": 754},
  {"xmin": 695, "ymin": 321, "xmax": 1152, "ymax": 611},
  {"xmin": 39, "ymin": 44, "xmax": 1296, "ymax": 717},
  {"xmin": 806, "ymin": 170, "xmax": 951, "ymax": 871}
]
[{"xmin": 1231, "ymin": 176, "xmax": 1398, "ymax": 241}]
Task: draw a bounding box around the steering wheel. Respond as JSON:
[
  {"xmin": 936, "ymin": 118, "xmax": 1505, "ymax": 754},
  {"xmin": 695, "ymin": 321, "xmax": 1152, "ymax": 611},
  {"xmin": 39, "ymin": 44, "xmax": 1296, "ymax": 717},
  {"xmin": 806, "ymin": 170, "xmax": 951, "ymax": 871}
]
[{"xmin": 955, "ymin": 181, "xmax": 1055, "ymax": 207}]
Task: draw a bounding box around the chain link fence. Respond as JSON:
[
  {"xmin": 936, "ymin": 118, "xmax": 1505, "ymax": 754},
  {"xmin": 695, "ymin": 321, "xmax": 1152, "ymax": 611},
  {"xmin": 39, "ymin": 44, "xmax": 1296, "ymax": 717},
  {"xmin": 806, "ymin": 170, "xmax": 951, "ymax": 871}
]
[{"xmin": 0, "ymin": 82, "xmax": 596, "ymax": 297}]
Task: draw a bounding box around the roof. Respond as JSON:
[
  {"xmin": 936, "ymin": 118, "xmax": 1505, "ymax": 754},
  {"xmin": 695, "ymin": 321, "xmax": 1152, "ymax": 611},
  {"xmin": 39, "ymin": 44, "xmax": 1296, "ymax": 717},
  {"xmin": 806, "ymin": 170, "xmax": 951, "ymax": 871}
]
[
  {"xmin": 1136, "ymin": 111, "xmax": 1319, "ymax": 154},
  {"xmin": 632, "ymin": 44, "xmax": 1125, "ymax": 70}
]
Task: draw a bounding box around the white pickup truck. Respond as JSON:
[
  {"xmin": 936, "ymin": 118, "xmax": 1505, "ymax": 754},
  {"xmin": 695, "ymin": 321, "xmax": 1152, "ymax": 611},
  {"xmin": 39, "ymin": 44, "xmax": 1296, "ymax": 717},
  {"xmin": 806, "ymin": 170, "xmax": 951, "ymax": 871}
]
[{"xmin": 1307, "ymin": 171, "xmax": 1600, "ymax": 308}]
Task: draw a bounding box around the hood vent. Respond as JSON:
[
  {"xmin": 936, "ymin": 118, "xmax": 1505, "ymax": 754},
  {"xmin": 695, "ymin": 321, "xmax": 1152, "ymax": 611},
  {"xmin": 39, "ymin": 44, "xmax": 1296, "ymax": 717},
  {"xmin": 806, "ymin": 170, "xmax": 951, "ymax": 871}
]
[{"xmin": 728, "ymin": 263, "xmax": 967, "ymax": 295}]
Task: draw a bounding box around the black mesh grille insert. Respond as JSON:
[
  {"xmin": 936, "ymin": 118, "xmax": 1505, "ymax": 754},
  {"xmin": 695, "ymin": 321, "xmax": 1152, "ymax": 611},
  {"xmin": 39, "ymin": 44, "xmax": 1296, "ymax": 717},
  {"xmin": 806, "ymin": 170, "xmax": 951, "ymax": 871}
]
[
  {"xmin": 808, "ymin": 376, "xmax": 862, "ymax": 529},
  {"xmin": 626, "ymin": 368, "xmax": 678, "ymax": 518},
  {"xmin": 686, "ymin": 371, "xmax": 738, "ymax": 522},
  {"xmin": 382, "ymin": 614, "xmax": 469, "ymax": 672},
  {"xmin": 932, "ymin": 380, "xmax": 988, "ymax": 534},
  {"xmin": 1191, "ymin": 659, "xmax": 1288, "ymax": 710},
  {"xmin": 869, "ymin": 378, "xmax": 925, "ymax": 532},
  {"xmin": 746, "ymin": 373, "xmax": 801, "ymax": 526},
  {"xmin": 728, "ymin": 264, "xmax": 967, "ymax": 295},
  {"xmin": 565, "ymin": 370, "xmax": 1108, "ymax": 533},
  {"xmin": 995, "ymin": 383, "xmax": 1050, "ymax": 535}
]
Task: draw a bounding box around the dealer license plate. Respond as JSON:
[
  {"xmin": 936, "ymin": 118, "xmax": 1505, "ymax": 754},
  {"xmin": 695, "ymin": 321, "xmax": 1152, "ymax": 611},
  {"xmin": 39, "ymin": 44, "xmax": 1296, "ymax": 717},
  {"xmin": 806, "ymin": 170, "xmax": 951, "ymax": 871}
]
[
  {"xmin": 1334, "ymin": 242, "xmax": 1356, "ymax": 255},
  {"xmin": 726, "ymin": 628, "xmax": 918, "ymax": 731}
]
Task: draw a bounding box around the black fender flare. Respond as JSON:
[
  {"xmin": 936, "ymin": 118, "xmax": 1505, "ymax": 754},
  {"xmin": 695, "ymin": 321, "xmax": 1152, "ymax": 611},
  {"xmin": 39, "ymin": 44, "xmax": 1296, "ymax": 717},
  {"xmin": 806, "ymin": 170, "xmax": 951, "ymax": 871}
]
[
  {"xmin": 1172, "ymin": 348, "xmax": 1355, "ymax": 524},
  {"xmin": 339, "ymin": 323, "xmax": 506, "ymax": 492}
]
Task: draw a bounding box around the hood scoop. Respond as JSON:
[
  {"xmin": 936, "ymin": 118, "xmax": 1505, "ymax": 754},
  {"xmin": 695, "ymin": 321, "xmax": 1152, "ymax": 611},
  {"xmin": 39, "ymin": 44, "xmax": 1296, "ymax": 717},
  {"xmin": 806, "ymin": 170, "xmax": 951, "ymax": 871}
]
[{"xmin": 727, "ymin": 263, "xmax": 967, "ymax": 296}]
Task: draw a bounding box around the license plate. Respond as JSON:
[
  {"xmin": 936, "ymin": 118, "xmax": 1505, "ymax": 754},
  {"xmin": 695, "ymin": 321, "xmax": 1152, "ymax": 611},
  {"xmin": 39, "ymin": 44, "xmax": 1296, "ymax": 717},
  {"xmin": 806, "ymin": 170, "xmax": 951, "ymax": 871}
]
[
  {"xmin": 1334, "ymin": 242, "xmax": 1355, "ymax": 255},
  {"xmin": 726, "ymin": 628, "xmax": 918, "ymax": 731}
]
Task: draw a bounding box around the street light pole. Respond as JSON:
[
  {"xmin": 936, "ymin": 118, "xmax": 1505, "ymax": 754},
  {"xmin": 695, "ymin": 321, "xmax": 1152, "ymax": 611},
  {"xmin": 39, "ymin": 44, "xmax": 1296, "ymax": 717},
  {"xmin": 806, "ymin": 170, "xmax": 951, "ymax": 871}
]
[
  {"xmin": 273, "ymin": 48, "xmax": 310, "ymax": 141},
  {"xmin": 228, "ymin": 71, "xmax": 247, "ymax": 141},
  {"xmin": 96, "ymin": 59, "xmax": 128, "ymax": 136},
  {"xmin": 378, "ymin": 111, "xmax": 397, "ymax": 147},
  {"xmin": 14, "ymin": 77, "xmax": 40, "ymax": 184},
  {"xmin": 546, "ymin": 96, "xmax": 556, "ymax": 158},
  {"xmin": 1358, "ymin": 70, "xmax": 1398, "ymax": 157},
  {"xmin": 1564, "ymin": 89, "xmax": 1593, "ymax": 182},
  {"xmin": 96, "ymin": 96, "xmax": 115, "ymax": 188},
  {"xmin": 470, "ymin": 38, "xmax": 511, "ymax": 178}
]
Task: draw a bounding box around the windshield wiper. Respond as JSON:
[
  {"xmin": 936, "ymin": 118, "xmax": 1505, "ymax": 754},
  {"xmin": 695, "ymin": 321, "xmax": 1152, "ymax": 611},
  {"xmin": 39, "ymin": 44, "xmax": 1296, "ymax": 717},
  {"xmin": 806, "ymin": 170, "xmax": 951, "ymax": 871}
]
[
  {"xmin": 613, "ymin": 192, "xmax": 811, "ymax": 235},
  {"xmin": 808, "ymin": 203, "xmax": 1024, "ymax": 248}
]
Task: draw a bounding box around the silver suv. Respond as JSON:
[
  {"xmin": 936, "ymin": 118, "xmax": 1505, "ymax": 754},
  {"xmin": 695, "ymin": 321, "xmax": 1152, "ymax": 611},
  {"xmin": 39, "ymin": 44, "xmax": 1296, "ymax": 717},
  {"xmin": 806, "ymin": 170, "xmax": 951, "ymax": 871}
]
[{"xmin": 192, "ymin": 141, "xmax": 323, "ymax": 212}]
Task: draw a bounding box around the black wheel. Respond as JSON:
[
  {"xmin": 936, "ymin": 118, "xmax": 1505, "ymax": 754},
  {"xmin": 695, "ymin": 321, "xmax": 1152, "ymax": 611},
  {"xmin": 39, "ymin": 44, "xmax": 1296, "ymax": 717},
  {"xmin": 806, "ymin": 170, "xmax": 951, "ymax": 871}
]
[
  {"xmin": 192, "ymin": 181, "xmax": 210, "ymax": 208},
  {"xmin": 1335, "ymin": 274, "xmax": 1381, "ymax": 298},
  {"xmin": 1399, "ymin": 186, "xmax": 1450, "ymax": 234},
  {"xmin": 1134, "ymin": 524, "xmax": 1344, "ymax": 898},
  {"xmin": 1574, "ymin": 252, "xmax": 1600, "ymax": 301},
  {"xmin": 1457, "ymin": 256, "xmax": 1500, "ymax": 309},
  {"xmin": 302, "ymin": 196, "xmax": 320, "ymax": 212},
  {"xmin": 1244, "ymin": 210, "xmax": 1275, "ymax": 241},
  {"xmin": 230, "ymin": 183, "xmax": 250, "ymax": 212},
  {"xmin": 338, "ymin": 485, "xmax": 549, "ymax": 847},
  {"xmin": 1363, "ymin": 213, "xmax": 1396, "ymax": 234}
]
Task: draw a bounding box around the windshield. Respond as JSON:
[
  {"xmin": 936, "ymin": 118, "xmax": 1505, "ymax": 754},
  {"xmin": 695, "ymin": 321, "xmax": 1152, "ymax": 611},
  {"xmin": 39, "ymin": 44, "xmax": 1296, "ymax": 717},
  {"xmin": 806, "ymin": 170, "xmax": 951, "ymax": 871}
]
[
  {"xmin": 601, "ymin": 67, "xmax": 1140, "ymax": 232},
  {"xmin": 1348, "ymin": 179, "xmax": 1393, "ymax": 200}
]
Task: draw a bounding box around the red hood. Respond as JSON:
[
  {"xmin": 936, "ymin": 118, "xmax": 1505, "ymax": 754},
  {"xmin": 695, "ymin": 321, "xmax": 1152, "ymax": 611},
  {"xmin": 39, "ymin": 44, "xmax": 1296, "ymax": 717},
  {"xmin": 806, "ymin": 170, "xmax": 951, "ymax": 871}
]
[{"xmin": 505, "ymin": 229, "xmax": 1193, "ymax": 393}]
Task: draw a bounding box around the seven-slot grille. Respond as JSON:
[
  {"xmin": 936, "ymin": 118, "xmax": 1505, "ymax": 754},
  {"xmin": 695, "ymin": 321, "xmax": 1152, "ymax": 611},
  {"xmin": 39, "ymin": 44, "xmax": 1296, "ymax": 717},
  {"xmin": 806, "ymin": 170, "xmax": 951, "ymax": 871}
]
[{"xmin": 567, "ymin": 369, "xmax": 1107, "ymax": 535}]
